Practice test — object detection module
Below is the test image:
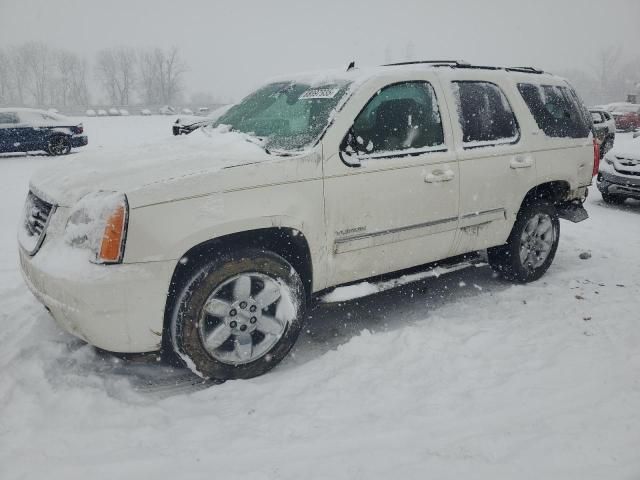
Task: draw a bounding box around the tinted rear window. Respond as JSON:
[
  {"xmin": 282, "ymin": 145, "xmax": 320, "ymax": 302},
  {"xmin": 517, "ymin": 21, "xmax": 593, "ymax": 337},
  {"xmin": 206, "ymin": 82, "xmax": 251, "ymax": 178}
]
[
  {"xmin": 518, "ymin": 83, "xmax": 590, "ymax": 138},
  {"xmin": 453, "ymin": 81, "xmax": 519, "ymax": 146}
]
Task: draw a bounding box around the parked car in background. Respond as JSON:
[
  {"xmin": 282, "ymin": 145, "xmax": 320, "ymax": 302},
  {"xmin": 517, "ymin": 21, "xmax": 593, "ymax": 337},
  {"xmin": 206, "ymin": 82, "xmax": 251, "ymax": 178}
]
[
  {"xmin": 85, "ymin": 109, "xmax": 96, "ymax": 117},
  {"xmin": 590, "ymin": 108, "xmax": 616, "ymax": 155},
  {"xmin": 140, "ymin": 109, "xmax": 152, "ymax": 116},
  {"xmin": 108, "ymin": 108, "xmax": 120, "ymax": 116},
  {"xmin": 0, "ymin": 108, "xmax": 87, "ymax": 155},
  {"xmin": 97, "ymin": 109, "xmax": 108, "ymax": 116},
  {"xmin": 172, "ymin": 104, "xmax": 233, "ymax": 135},
  {"xmin": 159, "ymin": 105, "xmax": 176, "ymax": 115},
  {"xmin": 19, "ymin": 62, "xmax": 595, "ymax": 382},
  {"xmin": 610, "ymin": 104, "xmax": 640, "ymax": 132},
  {"xmin": 198, "ymin": 107, "xmax": 210, "ymax": 114},
  {"xmin": 181, "ymin": 108, "xmax": 194, "ymax": 115},
  {"xmin": 119, "ymin": 109, "xmax": 130, "ymax": 116},
  {"xmin": 597, "ymin": 135, "xmax": 640, "ymax": 204}
]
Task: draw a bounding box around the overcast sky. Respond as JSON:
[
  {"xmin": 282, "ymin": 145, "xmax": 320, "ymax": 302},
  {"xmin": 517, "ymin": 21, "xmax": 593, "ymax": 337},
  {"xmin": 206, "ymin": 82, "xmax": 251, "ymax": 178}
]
[{"xmin": 1, "ymin": 0, "xmax": 639, "ymax": 102}]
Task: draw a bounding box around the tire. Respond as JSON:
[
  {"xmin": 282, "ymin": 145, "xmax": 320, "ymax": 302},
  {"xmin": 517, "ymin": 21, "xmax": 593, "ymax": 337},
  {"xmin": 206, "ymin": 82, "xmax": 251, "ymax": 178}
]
[
  {"xmin": 171, "ymin": 248, "xmax": 306, "ymax": 380},
  {"xmin": 488, "ymin": 203, "xmax": 560, "ymax": 283},
  {"xmin": 47, "ymin": 135, "xmax": 71, "ymax": 156},
  {"xmin": 601, "ymin": 192, "xmax": 626, "ymax": 205}
]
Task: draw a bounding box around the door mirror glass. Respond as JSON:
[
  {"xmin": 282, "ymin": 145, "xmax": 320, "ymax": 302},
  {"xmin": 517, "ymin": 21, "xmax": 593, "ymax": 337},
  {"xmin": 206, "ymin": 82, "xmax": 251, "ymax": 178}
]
[{"xmin": 339, "ymin": 128, "xmax": 363, "ymax": 167}]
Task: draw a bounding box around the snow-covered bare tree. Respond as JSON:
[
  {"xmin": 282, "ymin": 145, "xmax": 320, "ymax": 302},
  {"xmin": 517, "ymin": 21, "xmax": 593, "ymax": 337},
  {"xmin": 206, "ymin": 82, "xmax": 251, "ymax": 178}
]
[
  {"xmin": 138, "ymin": 46, "xmax": 187, "ymax": 105},
  {"xmin": 56, "ymin": 51, "xmax": 90, "ymax": 106},
  {"xmin": 0, "ymin": 48, "xmax": 13, "ymax": 104},
  {"xmin": 16, "ymin": 42, "xmax": 53, "ymax": 105},
  {"xmin": 95, "ymin": 47, "xmax": 136, "ymax": 105}
]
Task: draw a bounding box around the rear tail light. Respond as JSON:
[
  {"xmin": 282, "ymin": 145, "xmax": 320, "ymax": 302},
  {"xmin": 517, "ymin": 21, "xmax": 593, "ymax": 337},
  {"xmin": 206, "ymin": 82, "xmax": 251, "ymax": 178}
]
[{"xmin": 592, "ymin": 138, "xmax": 600, "ymax": 177}]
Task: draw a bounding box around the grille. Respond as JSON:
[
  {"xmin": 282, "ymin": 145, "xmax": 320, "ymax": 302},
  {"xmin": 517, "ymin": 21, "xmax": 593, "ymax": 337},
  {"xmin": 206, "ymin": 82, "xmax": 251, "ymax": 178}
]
[{"xmin": 22, "ymin": 191, "xmax": 54, "ymax": 255}]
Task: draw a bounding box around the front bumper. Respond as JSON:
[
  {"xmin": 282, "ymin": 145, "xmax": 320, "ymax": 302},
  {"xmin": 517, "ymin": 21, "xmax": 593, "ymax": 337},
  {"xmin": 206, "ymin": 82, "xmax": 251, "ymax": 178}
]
[
  {"xmin": 71, "ymin": 135, "xmax": 88, "ymax": 148},
  {"xmin": 597, "ymin": 168, "xmax": 640, "ymax": 198},
  {"xmin": 19, "ymin": 243, "xmax": 175, "ymax": 353}
]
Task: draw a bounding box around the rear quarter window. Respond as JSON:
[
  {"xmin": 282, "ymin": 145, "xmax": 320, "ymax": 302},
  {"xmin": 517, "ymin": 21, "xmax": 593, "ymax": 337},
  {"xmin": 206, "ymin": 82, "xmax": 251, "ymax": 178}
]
[{"xmin": 517, "ymin": 83, "xmax": 591, "ymax": 138}]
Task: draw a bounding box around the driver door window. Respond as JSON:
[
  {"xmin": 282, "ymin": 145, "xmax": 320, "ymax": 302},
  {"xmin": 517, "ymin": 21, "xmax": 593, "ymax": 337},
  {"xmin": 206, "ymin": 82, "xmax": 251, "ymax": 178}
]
[{"xmin": 344, "ymin": 81, "xmax": 445, "ymax": 158}]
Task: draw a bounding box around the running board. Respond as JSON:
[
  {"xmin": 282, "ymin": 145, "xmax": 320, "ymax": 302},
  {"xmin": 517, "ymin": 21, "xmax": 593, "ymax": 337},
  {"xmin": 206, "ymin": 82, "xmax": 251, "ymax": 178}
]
[{"xmin": 320, "ymin": 256, "xmax": 487, "ymax": 303}]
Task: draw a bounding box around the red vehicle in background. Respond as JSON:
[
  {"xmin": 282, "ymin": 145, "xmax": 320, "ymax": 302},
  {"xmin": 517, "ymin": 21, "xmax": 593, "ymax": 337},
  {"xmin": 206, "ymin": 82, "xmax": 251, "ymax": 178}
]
[{"xmin": 611, "ymin": 104, "xmax": 640, "ymax": 132}]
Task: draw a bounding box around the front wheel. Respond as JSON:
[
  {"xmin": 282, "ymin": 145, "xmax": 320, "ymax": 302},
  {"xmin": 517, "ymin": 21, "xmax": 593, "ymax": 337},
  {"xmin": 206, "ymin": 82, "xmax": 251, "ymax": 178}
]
[
  {"xmin": 488, "ymin": 203, "xmax": 560, "ymax": 283},
  {"xmin": 171, "ymin": 248, "xmax": 306, "ymax": 380},
  {"xmin": 47, "ymin": 135, "xmax": 71, "ymax": 156}
]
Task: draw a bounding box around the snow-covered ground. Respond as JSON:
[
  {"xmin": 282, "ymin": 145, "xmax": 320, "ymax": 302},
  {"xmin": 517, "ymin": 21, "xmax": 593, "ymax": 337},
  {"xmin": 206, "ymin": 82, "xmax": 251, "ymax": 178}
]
[{"xmin": 1, "ymin": 118, "xmax": 639, "ymax": 479}]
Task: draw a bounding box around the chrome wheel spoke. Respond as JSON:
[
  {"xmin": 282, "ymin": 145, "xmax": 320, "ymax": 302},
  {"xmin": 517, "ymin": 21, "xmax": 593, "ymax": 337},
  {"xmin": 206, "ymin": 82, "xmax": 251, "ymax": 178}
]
[
  {"xmin": 234, "ymin": 334, "xmax": 253, "ymax": 361},
  {"xmin": 204, "ymin": 298, "xmax": 231, "ymax": 317},
  {"xmin": 232, "ymin": 275, "xmax": 252, "ymax": 300},
  {"xmin": 257, "ymin": 314, "xmax": 283, "ymax": 336},
  {"xmin": 535, "ymin": 217, "xmax": 552, "ymax": 236},
  {"xmin": 254, "ymin": 281, "xmax": 281, "ymax": 308},
  {"xmin": 205, "ymin": 324, "xmax": 231, "ymax": 349}
]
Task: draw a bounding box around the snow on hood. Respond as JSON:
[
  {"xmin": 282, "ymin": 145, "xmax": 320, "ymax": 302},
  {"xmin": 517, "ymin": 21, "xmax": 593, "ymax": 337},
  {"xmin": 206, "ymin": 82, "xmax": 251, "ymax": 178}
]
[{"xmin": 30, "ymin": 127, "xmax": 271, "ymax": 207}]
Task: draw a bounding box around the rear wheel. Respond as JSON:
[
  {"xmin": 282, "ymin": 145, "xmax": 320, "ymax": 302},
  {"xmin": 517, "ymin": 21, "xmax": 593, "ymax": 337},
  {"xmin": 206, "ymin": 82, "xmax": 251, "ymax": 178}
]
[
  {"xmin": 47, "ymin": 135, "xmax": 71, "ymax": 156},
  {"xmin": 171, "ymin": 248, "xmax": 306, "ymax": 380},
  {"xmin": 601, "ymin": 192, "xmax": 626, "ymax": 205},
  {"xmin": 488, "ymin": 203, "xmax": 560, "ymax": 283}
]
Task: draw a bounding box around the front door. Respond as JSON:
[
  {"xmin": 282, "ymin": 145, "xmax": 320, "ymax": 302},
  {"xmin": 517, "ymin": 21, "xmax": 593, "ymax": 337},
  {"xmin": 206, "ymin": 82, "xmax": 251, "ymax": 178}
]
[{"xmin": 322, "ymin": 76, "xmax": 459, "ymax": 288}]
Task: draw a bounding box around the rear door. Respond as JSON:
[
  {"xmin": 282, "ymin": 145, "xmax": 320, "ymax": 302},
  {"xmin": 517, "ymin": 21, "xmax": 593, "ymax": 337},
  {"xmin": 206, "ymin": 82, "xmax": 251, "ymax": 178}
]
[
  {"xmin": 322, "ymin": 74, "xmax": 459, "ymax": 287},
  {"xmin": 437, "ymin": 70, "xmax": 539, "ymax": 256}
]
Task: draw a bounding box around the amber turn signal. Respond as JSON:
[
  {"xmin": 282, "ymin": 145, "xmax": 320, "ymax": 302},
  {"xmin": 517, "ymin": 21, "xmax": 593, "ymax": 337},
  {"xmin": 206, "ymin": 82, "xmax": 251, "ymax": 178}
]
[{"xmin": 98, "ymin": 202, "xmax": 127, "ymax": 263}]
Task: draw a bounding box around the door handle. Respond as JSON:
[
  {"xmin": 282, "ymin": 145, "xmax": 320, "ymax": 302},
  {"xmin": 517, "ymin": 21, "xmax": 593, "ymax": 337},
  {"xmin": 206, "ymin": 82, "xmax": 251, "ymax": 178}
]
[
  {"xmin": 425, "ymin": 169, "xmax": 455, "ymax": 183},
  {"xmin": 510, "ymin": 155, "xmax": 534, "ymax": 169}
]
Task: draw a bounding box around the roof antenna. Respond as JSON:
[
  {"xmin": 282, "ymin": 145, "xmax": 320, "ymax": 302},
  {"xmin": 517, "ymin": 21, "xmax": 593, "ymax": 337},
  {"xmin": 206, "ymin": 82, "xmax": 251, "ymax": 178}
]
[{"xmin": 346, "ymin": 61, "xmax": 355, "ymax": 71}]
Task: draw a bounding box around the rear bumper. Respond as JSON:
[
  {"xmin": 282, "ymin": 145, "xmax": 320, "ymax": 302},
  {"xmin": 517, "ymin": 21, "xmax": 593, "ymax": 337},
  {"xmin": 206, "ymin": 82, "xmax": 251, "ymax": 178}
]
[
  {"xmin": 71, "ymin": 135, "xmax": 88, "ymax": 148},
  {"xmin": 19, "ymin": 243, "xmax": 175, "ymax": 353}
]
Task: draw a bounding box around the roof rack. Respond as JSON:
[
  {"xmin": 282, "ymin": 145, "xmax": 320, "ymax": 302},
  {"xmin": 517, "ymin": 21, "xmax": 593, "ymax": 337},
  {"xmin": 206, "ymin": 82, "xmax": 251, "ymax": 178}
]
[
  {"xmin": 382, "ymin": 60, "xmax": 470, "ymax": 67},
  {"xmin": 382, "ymin": 60, "xmax": 545, "ymax": 74},
  {"xmin": 505, "ymin": 66, "xmax": 545, "ymax": 74}
]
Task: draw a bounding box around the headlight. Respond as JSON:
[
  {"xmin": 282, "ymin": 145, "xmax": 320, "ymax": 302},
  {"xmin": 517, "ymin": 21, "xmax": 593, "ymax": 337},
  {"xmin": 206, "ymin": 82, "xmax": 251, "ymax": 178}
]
[{"xmin": 65, "ymin": 192, "xmax": 128, "ymax": 264}]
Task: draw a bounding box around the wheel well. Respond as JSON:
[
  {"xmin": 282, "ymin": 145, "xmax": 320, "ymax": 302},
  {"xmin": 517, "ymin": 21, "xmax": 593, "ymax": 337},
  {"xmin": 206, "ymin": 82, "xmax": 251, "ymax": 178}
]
[
  {"xmin": 520, "ymin": 181, "xmax": 571, "ymax": 210},
  {"xmin": 160, "ymin": 227, "xmax": 313, "ymax": 356}
]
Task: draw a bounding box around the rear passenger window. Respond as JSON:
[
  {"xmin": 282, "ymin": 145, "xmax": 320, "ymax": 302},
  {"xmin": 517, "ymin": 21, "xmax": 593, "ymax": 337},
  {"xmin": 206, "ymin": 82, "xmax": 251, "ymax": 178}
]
[
  {"xmin": 452, "ymin": 81, "xmax": 519, "ymax": 146},
  {"xmin": 346, "ymin": 81, "xmax": 445, "ymax": 156},
  {"xmin": 517, "ymin": 83, "xmax": 591, "ymax": 138}
]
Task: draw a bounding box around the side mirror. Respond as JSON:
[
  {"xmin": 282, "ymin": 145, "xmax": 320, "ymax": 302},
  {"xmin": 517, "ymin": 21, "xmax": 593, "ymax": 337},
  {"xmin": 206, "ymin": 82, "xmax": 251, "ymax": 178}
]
[{"xmin": 339, "ymin": 129, "xmax": 362, "ymax": 167}]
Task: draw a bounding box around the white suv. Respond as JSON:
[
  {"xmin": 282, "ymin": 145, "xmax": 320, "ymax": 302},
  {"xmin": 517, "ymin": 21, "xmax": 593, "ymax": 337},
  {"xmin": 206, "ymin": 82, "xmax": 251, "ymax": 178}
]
[{"xmin": 19, "ymin": 61, "xmax": 596, "ymax": 380}]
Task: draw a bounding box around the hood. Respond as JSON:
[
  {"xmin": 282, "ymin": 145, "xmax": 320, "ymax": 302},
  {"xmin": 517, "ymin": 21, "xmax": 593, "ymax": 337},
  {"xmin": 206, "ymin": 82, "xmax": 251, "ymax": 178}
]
[{"xmin": 30, "ymin": 127, "xmax": 272, "ymax": 207}]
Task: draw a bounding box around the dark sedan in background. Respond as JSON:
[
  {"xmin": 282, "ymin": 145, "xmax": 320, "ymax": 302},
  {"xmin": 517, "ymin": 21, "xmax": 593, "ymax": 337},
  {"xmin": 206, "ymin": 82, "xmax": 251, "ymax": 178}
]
[
  {"xmin": 172, "ymin": 104, "xmax": 233, "ymax": 135},
  {"xmin": 0, "ymin": 108, "xmax": 87, "ymax": 155}
]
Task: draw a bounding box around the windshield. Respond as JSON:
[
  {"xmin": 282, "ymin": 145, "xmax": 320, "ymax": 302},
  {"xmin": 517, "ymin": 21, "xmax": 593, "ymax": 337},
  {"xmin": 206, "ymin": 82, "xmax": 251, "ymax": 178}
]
[{"xmin": 212, "ymin": 80, "xmax": 352, "ymax": 152}]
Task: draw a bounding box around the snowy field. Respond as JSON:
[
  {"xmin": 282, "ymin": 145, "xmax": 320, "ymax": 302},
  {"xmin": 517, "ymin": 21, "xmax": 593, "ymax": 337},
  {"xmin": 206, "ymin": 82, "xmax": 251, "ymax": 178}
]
[{"xmin": 1, "ymin": 117, "xmax": 640, "ymax": 479}]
